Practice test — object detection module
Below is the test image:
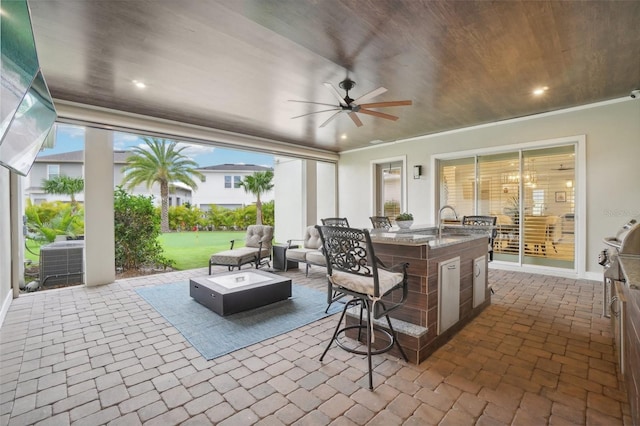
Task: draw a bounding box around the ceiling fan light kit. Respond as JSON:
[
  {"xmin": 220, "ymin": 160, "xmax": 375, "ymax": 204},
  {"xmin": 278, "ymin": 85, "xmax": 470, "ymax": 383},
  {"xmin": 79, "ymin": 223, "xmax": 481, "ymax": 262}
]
[{"xmin": 290, "ymin": 78, "xmax": 412, "ymax": 128}]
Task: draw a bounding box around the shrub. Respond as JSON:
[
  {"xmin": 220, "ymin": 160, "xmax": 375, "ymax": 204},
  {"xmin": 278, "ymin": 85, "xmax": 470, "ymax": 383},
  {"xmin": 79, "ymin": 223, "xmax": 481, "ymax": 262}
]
[
  {"xmin": 204, "ymin": 205, "xmax": 227, "ymax": 230},
  {"xmin": 24, "ymin": 200, "xmax": 84, "ymax": 242},
  {"xmin": 169, "ymin": 205, "xmax": 203, "ymax": 231},
  {"xmin": 114, "ymin": 187, "xmax": 173, "ymax": 271},
  {"xmin": 200, "ymin": 201, "xmax": 274, "ymax": 230},
  {"xmin": 235, "ymin": 205, "xmax": 257, "ymax": 229},
  {"xmin": 261, "ymin": 200, "xmax": 274, "ymax": 226}
]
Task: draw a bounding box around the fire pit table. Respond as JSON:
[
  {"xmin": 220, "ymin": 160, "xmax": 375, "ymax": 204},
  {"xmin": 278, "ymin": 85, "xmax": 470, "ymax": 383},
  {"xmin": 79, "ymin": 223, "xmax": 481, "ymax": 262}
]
[{"xmin": 190, "ymin": 269, "xmax": 292, "ymax": 316}]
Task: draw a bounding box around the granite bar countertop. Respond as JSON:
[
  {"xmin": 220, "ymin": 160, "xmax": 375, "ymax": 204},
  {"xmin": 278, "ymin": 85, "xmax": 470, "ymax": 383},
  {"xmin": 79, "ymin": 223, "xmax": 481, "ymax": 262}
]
[
  {"xmin": 369, "ymin": 224, "xmax": 489, "ymax": 248},
  {"xmin": 619, "ymin": 254, "xmax": 640, "ymax": 290}
]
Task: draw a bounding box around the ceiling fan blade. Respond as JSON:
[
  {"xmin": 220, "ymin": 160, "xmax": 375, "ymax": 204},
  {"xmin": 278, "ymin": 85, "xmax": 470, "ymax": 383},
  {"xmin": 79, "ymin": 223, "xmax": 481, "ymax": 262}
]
[
  {"xmin": 288, "ymin": 100, "xmax": 339, "ymax": 108},
  {"xmin": 353, "ymin": 86, "xmax": 387, "ymax": 104},
  {"xmin": 291, "ymin": 108, "xmax": 341, "ymax": 119},
  {"xmin": 348, "ymin": 112, "xmax": 363, "ymax": 127},
  {"xmin": 323, "ymin": 82, "xmax": 348, "ymax": 106},
  {"xmin": 358, "ymin": 108, "xmax": 399, "ymax": 121},
  {"xmin": 319, "ymin": 111, "xmax": 341, "ymax": 128},
  {"xmin": 358, "ymin": 100, "xmax": 413, "ymax": 108}
]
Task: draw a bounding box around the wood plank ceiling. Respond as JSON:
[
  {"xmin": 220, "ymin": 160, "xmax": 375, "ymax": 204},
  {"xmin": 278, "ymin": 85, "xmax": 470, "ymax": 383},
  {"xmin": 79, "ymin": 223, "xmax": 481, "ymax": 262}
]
[{"xmin": 28, "ymin": 0, "xmax": 640, "ymax": 153}]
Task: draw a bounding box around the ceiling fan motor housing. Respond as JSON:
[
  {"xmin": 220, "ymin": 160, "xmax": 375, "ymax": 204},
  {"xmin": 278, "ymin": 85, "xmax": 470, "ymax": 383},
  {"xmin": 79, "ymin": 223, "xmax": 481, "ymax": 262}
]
[
  {"xmin": 339, "ymin": 78, "xmax": 356, "ymax": 92},
  {"xmin": 339, "ymin": 79, "xmax": 356, "ymax": 106}
]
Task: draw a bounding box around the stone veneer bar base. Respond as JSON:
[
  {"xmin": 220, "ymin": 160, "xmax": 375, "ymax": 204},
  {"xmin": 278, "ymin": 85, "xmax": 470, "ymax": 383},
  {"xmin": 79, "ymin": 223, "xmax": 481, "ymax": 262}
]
[
  {"xmin": 346, "ymin": 298, "xmax": 490, "ymax": 364},
  {"xmin": 340, "ymin": 233, "xmax": 492, "ymax": 364}
]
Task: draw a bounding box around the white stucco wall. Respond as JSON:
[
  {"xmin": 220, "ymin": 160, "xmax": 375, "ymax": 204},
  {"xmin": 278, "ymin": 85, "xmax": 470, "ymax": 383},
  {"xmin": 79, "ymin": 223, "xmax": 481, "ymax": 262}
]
[
  {"xmin": 273, "ymin": 158, "xmax": 338, "ymax": 244},
  {"xmin": 338, "ymin": 99, "xmax": 640, "ymax": 277},
  {"xmin": 191, "ymin": 170, "xmax": 274, "ymax": 210},
  {"xmin": 274, "ymin": 157, "xmax": 305, "ymax": 244},
  {"xmin": 317, "ymin": 161, "xmax": 337, "ymax": 221}
]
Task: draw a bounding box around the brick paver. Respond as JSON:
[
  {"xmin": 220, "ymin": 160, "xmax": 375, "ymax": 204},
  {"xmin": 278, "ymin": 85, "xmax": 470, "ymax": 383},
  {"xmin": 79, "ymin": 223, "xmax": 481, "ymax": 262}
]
[{"xmin": 0, "ymin": 267, "xmax": 631, "ymax": 424}]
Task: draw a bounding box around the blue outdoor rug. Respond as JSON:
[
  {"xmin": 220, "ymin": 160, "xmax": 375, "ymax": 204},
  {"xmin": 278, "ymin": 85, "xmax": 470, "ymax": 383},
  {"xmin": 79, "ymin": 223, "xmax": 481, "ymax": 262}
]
[{"xmin": 135, "ymin": 281, "xmax": 341, "ymax": 360}]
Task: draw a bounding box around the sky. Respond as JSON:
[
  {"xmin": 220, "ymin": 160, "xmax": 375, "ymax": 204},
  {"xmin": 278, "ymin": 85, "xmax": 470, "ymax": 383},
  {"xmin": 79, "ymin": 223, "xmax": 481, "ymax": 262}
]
[{"xmin": 39, "ymin": 124, "xmax": 275, "ymax": 168}]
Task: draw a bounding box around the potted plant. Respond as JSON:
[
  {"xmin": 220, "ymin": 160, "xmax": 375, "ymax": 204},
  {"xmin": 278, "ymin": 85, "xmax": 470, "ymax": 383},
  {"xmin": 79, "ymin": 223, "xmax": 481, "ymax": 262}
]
[{"xmin": 395, "ymin": 212, "xmax": 414, "ymax": 229}]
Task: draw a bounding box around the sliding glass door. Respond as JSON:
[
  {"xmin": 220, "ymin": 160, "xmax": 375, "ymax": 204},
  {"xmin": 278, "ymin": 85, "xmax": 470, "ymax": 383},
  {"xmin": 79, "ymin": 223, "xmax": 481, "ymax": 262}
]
[
  {"xmin": 438, "ymin": 145, "xmax": 575, "ymax": 269},
  {"xmin": 520, "ymin": 147, "xmax": 575, "ymax": 268}
]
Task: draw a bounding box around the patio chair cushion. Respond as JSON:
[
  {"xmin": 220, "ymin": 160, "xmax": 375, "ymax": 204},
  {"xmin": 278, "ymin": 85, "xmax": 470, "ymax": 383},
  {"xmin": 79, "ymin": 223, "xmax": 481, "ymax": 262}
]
[
  {"xmin": 330, "ymin": 268, "xmax": 403, "ymax": 297},
  {"xmin": 303, "ymin": 226, "xmax": 323, "ymax": 249},
  {"xmin": 286, "ymin": 247, "xmax": 319, "ymax": 263},
  {"xmin": 305, "ymin": 250, "xmax": 326, "ymax": 267},
  {"xmin": 210, "ymin": 247, "xmax": 271, "ymax": 267},
  {"xmin": 245, "ymin": 225, "xmax": 274, "ymax": 249}
]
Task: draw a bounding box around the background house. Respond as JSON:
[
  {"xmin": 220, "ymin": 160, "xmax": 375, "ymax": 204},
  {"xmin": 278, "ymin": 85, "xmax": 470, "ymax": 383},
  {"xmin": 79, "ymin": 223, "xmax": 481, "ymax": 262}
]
[
  {"xmin": 25, "ymin": 150, "xmax": 190, "ymax": 206},
  {"xmin": 192, "ymin": 164, "xmax": 274, "ymax": 211},
  {"xmin": 24, "ymin": 150, "xmax": 273, "ymax": 210}
]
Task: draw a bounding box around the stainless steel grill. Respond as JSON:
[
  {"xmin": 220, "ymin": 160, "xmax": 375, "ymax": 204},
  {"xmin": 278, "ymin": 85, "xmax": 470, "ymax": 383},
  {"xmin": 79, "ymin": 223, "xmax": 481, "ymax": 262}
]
[
  {"xmin": 599, "ymin": 217, "xmax": 640, "ymax": 376},
  {"xmin": 600, "ymin": 217, "xmax": 640, "ymax": 285}
]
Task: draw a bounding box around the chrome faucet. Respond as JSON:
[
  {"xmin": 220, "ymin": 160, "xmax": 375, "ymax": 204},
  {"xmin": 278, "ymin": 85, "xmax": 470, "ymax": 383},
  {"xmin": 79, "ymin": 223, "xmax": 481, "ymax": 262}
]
[{"xmin": 437, "ymin": 205, "xmax": 458, "ymax": 238}]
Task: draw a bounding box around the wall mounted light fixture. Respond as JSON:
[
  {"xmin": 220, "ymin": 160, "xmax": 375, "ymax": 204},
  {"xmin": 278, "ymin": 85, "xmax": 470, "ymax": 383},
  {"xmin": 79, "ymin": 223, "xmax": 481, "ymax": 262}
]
[{"xmin": 413, "ymin": 165, "xmax": 422, "ymax": 179}]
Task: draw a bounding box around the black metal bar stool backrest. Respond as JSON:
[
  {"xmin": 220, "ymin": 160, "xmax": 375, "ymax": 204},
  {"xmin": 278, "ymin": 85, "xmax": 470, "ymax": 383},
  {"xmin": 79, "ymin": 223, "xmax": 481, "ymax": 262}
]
[
  {"xmin": 462, "ymin": 215, "xmax": 497, "ymax": 226},
  {"xmin": 316, "ymin": 225, "xmax": 380, "ymax": 293},
  {"xmin": 462, "ymin": 215, "xmax": 498, "ymax": 261},
  {"xmin": 321, "ymin": 217, "xmax": 350, "ymax": 227},
  {"xmin": 369, "ymin": 216, "xmax": 392, "ymax": 230}
]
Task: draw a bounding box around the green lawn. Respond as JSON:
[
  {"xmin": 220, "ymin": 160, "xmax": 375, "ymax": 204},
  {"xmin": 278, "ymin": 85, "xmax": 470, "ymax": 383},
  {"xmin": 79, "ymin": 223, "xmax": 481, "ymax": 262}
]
[
  {"xmin": 24, "ymin": 231, "xmax": 251, "ymax": 271},
  {"xmin": 159, "ymin": 231, "xmax": 246, "ymax": 270}
]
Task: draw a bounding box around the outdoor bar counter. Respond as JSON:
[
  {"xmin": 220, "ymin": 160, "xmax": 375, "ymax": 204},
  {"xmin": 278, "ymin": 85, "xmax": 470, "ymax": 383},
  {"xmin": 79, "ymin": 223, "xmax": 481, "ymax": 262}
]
[
  {"xmin": 618, "ymin": 255, "xmax": 640, "ymax": 424},
  {"xmin": 355, "ymin": 225, "xmax": 493, "ymax": 364}
]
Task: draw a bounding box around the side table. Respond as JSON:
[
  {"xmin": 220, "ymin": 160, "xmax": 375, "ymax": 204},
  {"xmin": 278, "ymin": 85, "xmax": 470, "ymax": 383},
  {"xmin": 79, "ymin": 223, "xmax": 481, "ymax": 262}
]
[{"xmin": 273, "ymin": 244, "xmax": 298, "ymax": 271}]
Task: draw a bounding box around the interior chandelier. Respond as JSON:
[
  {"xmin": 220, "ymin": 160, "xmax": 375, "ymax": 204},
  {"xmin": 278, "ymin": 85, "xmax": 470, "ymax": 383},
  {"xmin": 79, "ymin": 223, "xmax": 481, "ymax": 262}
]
[{"xmin": 501, "ymin": 160, "xmax": 537, "ymax": 186}]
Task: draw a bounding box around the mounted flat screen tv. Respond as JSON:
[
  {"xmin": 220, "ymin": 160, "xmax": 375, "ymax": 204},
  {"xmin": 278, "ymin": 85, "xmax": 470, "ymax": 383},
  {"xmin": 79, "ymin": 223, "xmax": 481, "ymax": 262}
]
[{"xmin": 0, "ymin": 0, "xmax": 57, "ymax": 176}]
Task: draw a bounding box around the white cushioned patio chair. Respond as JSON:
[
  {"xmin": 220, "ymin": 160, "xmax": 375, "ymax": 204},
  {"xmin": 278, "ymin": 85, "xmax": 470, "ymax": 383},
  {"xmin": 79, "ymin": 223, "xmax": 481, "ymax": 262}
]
[
  {"xmin": 285, "ymin": 226, "xmax": 326, "ymax": 276},
  {"xmin": 209, "ymin": 225, "xmax": 273, "ymax": 274}
]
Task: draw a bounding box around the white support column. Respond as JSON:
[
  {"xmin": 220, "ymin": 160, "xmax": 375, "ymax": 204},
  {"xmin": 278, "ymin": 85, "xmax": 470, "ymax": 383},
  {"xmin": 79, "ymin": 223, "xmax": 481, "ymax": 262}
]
[
  {"xmin": 0, "ymin": 168, "xmax": 13, "ymax": 324},
  {"xmin": 303, "ymin": 160, "xmax": 318, "ymax": 227},
  {"xmin": 9, "ymin": 172, "xmax": 23, "ymax": 298},
  {"xmin": 273, "ymin": 157, "xmax": 322, "ymax": 243},
  {"xmin": 84, "ymin": 128, "xmax": 115, "ymax": 286},
  {"xmin": 316, "ymin": 161, "xmax": 337, "ymax": 221}
]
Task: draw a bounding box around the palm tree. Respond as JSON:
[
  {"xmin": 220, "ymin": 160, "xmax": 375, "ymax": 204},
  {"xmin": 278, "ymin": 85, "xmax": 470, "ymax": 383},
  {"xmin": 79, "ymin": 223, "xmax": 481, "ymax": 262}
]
[
  {"xmin": 239, "ymin": 170, "xmax": 274, "ymax": 225},
  {"xmin": 121, "ymin": 137, "xmax": 203, "ymax": 233},
  {"xmin": 42, "ymin": 175, "xmax": 84, "ymax": 213}
]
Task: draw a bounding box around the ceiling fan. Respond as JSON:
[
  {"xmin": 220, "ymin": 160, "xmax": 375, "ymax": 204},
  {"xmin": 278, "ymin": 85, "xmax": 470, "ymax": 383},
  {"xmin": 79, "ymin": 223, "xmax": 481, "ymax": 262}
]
[{"xmin": 289, "ymin": 78, "xmax": 412, "ymax": 128}]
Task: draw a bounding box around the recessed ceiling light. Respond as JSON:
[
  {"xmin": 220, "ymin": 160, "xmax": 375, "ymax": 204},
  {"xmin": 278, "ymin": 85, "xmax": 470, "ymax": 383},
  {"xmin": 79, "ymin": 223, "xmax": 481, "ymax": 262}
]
[
  {"xmin": 341, "ymin": 134, "xmax": 347, "ymax": 140},
  {"xmin": 132, "ymin": 80, "xmax": 146, "ymax": 89},
  {"xmin": 533, "ymin": 86, "xmax": 548, "ymax": 96}
]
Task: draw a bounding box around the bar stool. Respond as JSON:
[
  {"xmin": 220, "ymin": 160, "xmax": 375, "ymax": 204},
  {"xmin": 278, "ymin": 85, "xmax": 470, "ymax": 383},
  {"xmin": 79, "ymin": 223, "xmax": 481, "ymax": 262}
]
[{"xmin": 315, "ymin": 225, "xmax": 409, "ymax": 389}]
